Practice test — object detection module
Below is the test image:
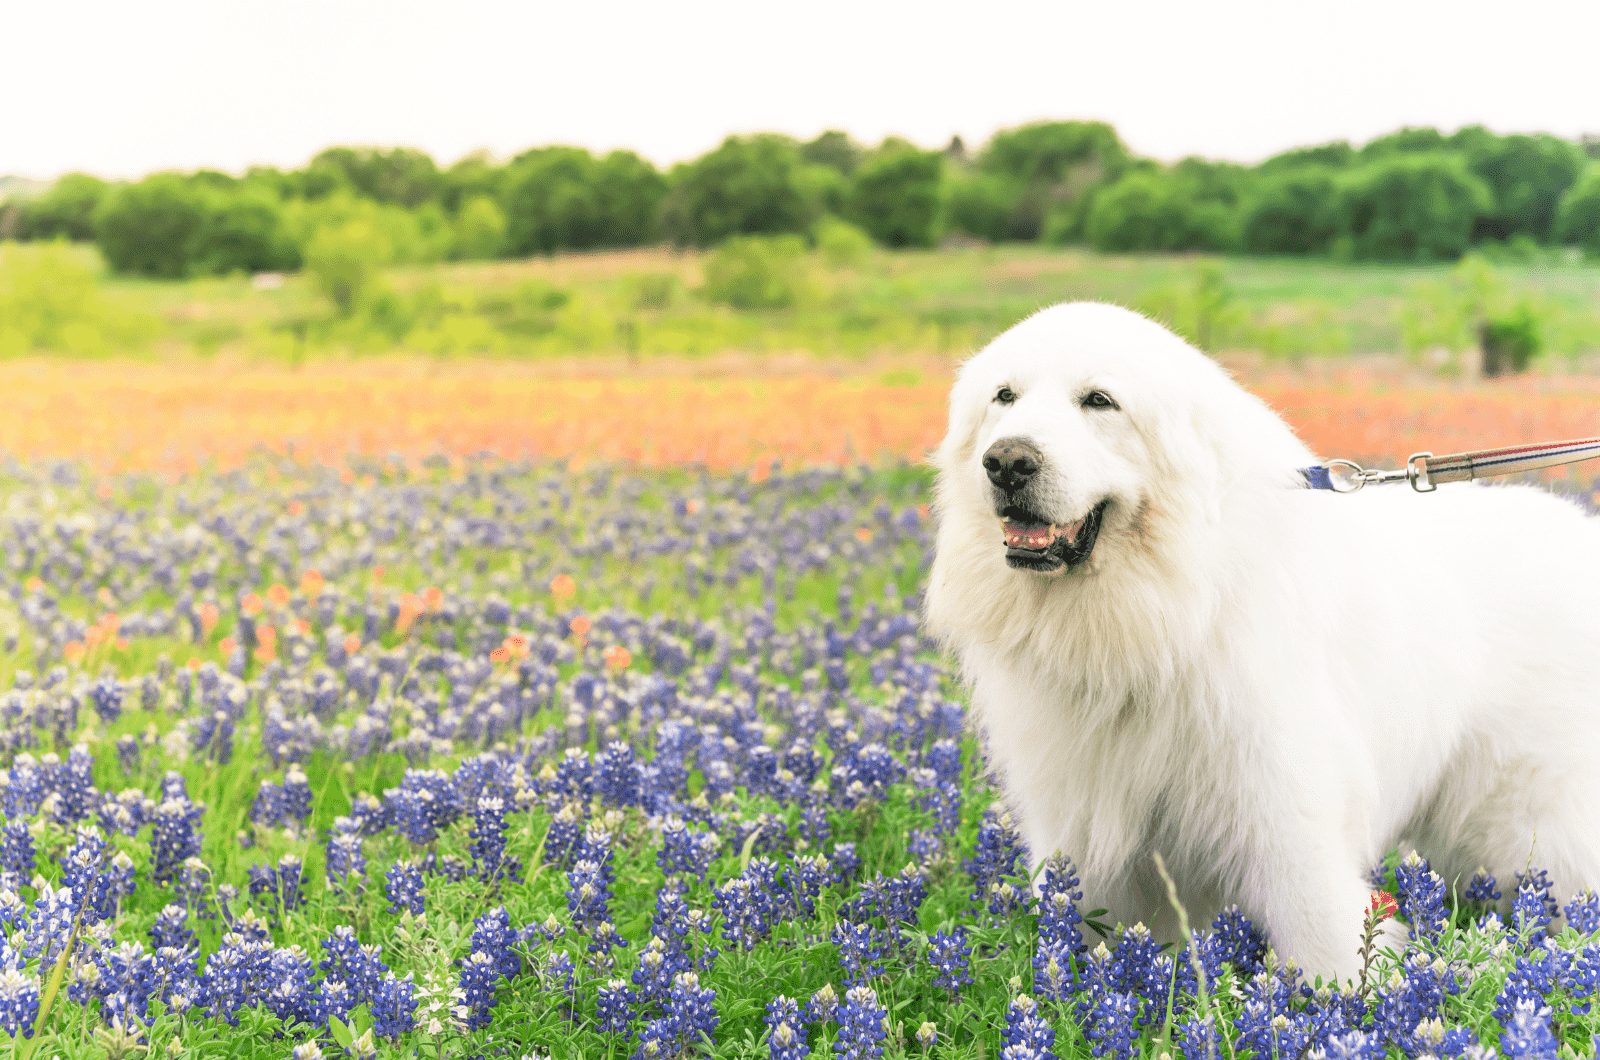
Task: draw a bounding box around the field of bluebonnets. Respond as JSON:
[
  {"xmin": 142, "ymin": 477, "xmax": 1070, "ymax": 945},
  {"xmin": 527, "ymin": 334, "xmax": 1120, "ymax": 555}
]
[{"xmin": 2, "ymin": 440, "xmax": 1600, "ymax": 1060}]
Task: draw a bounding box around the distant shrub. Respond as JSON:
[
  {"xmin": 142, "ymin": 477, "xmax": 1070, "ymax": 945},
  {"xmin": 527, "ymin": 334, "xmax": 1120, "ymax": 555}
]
[
  {"xmin": 700, "ymin": 234, "xmax": 812, "ymax": 310},
  {"xmin": 1478, "ymin": 303, "xmax": 1542, "ymax": 377},
  {"xmin": 1082, "ymin": 171, "xmax": 1237, "ymax": 252},
  {"xmin": 451, "ymin": 195, "xmax": 507, "ymax": 261},
  {"xmin": 16, "ymin": 174, "xmax": 109, "ymax": 242},
  {"xmin": 303, "ymin": 218, "xmax": 392, "ymax": 315},
  {"xmin": 812, "ymin": 217, "xmax": 874, "ymax": 266},
  {"xmin": 1399, "ymin": 253, "xmax": 1548, "ymax": 375},
  {"xmin": 0, "ymin": 243, "xmax": 157, "ymax": 356},
  {"xmin": 625, "ymin": 273, "xmax": 680, "ymax": 311},
  {"xmin": 845, "ymin": 148, "xmax": 945, "ymax": 248},
  {"xmin": 1336, "ymin": 154, "xmax": 1490, "ymax": 261},
  {"xmin": 284, "ymin": 194, "xmax": 447, "ymax": 266},
  {"xmin": 94, "ymin": 174, "xmax": 213, "ymax": 278},
  {"xmin": 1241, "ymin": 168, "xmax": 1343, "ymax": 254},
  {"xmin": 661, "ymin": 136, "xmax": 823, "ymax": 247},
  {"xmin": 1138, "ymin": 262, "xmax": 1241, "ymax": 351},
  {"xmin": 1555, "ymin": 166, "xmax": 1600, "ymax": 256}
]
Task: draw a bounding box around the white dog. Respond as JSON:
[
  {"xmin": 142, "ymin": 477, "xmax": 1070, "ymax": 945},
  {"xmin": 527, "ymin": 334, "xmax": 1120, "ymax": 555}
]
[{"xmin": 926, "ymin": 301, "xmax": 1600, "ymax": 980}]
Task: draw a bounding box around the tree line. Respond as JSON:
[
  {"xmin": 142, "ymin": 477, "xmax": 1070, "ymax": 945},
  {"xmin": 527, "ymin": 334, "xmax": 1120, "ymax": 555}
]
[{"xmin": 4, "ymin": 121, "xmax": 1600, "ymax": 279}]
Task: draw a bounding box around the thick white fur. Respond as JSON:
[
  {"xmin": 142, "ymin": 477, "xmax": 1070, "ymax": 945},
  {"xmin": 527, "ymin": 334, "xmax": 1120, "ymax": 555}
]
[{"xmin": 926, "ymin": 302, "xmax": 1600, "ymax": 980}]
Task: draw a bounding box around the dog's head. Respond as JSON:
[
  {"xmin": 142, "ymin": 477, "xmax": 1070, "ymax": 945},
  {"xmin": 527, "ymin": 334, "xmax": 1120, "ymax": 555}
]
[{"xmin": 933, "ymin": 302, "xmax": 1312, "ymax": 579}]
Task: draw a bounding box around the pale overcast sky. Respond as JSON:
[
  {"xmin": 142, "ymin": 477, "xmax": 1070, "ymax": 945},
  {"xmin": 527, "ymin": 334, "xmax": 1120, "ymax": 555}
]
[{"xmin": 7, "ymin": 0, "xmax": 1600, "ymax": 180}]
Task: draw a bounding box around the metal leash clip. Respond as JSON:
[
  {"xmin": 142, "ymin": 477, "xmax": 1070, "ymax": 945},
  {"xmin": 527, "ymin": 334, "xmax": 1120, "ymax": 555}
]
[{"xmin": 1320, "ymin": 453, "xmax": 1435, "ymax": 494}]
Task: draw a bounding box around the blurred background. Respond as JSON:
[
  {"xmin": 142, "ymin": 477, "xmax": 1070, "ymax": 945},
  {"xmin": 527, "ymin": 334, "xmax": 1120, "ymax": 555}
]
[{"xmin": 4, "ymin": 0, "xmax": 1600, "ymax": 473}]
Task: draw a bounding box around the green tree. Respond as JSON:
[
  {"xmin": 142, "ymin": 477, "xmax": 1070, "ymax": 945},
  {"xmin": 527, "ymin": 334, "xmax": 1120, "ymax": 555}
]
[
  {"xmin": 660, "ymin": 135, "xmax": 823, "ymax": 247},
  {"xmin": 1459, "ymin": 131, "xmax": 1585, "ymax": 242},
  {"xmin": 190, "ymin": 187, "xmax": 300, "ymax": 275},
  {"xmin": 1081, "ymin": 170, "xmax": 1236, "ymax": 252},
  {"xmin": 800, "ymin": 130, "xmax": 864, "ymax": 175},
  {"xmin": 845, "ymin": 147, "xmax": 945, "ymax": 247},
  {"xmin": 1337, "ymin": 154, "xmax": 1491, "ymax": 260},
  {"xmin": 592, "ymin": 150, "xmax": 668, "ymax": 245},
  {"xmin": 501, "ymin": 148, "xmax": 605, "ymax": 254},
  {"xmin": 16, "ymin": 174, "xmax": 109, "ymax": 242},
  {"xmin": 93, "ymin": 174, "xmax": 212, "ymax": 278},
  {"xmin": 306, "ymin": 146, "xmax": 442, "ymax": 207},
  {"xmin": 976, "ymin": 121, "xmax": 1131, "ymax": 240},
  {"xmin": 440, "ymin": 152, "xmax": 506, "ymax": 214},
  {"xmin": 1240, "ymin": 168, "xmax": 1343, "ymax": 254},
  {"xmin": 945, "ymin": 170, "xmax": 1020, "ymax": 241},
  {"xmin": 1259, "ymin": 141, "xmax": 1355, "ymax": 174},
  {"xmin": 1555, "ymin": 165, "xmax": 1600, "ymax": 255}
]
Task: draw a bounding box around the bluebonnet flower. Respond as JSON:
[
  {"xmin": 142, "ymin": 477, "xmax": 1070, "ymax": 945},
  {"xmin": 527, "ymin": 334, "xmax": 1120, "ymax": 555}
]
[
  {"xmin": 595, "ymin": 740, "xmax": 644, "ymax": 807},
  {"xmin": 384, "ymin": 861, "xmax": 426, "ymax": 916},
  {"xmin": 0, "ymin": 967, "xmax": 39, "ymax": 1039},
  {"xmin": 1395, "ymin": 853, "xmax": 1448, "ymax": 942},
  {"xmin": 1000, "ymin": 994, "xmax": 1056, "ymax": 1060},
  {"xmin": 150, "ymin": 796, "xmax": 204, "ymax": 884},
  {"xmin": 766, "ymin": 994, "xmax": 809, "ymax": 1059},
  {"xmin": 366, "ymin": 971, "xmax": 416, "ymax": 1038},
  {"xmin": 152, "ymin": 903, "xmax": 195, "ymax": 952},
  {"xmin": 835, "ymin": 984, "xmax": 887, "ymax": 1060},
  {"xmin": 457, "ymin": 951, "xmax": 500, "ymax": 1031},
  {"xmin": 966, "ymin": 810, "xmax": 1029, "ymax": 915},
  {"xmin": 1498, "ymin": 999, "xmax": 1559, "ymax": 1058},
  {"xmin": 1565, "ymin": 890, "xmax": 1600, "ymax": 934},
  {"xmin": 319, "ymin": 926, "xmax": 389, "ymax": 1005},
  {"xmin": 715, "ymin": 872, "xmax": 781, "ymax": 951},
  {"xmin": 1512, "ymin": 870, "xmax": 1558, "ymax": 943},
  {"xmin": 468, "ymin": 906, "xmax": 522, "ymax": 980},
  {"xmin": 803, "ymin": 982, "xmax": 838, "ymax": 1025},
  {"xmin": 1178, "ymin": 1015, "xmax": 1221, "ymax": 1060},
  {"xmin": 90, "ymin": 677, "xmax": 123, "ymax": 722},
  {"xmin": 927, "ymin": 928, "xmax": 973, "ymax": 993},
  {"xmin": 598, "ymin": 978, "xmax": 636, "ymax": 1038},
  {"xmin": 657, "ymin": 817, "xmax": 720, "ymax": 878},
  {"xmin": 469, "ymin": 795, "xmax": 520, "ymax": 882},
  {"xmin": 833, "ymin": 921, "xmax": 888, "ymax": 984},
  {"xmin": 1466, "ymin": 868, "xmax": 1502, "ymax": 905},
  {"xmin": 0, "ymin": 823, "xmax": 33, "ymax": 883},
  {"xmin": 325, "ymin": 833, "xmax": 367, "ymax": 897}
]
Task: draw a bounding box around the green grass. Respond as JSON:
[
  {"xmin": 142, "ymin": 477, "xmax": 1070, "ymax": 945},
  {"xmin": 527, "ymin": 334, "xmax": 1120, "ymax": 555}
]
[{"xmin": 10, "ymin": 241, "xmax": 1600, "ymax": 363}]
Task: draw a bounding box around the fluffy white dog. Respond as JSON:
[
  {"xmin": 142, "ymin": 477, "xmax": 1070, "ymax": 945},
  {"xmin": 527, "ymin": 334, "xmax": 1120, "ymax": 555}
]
[{"xmin": 925, "ymin": 301, "xmax": 1600, "ymax": 980}]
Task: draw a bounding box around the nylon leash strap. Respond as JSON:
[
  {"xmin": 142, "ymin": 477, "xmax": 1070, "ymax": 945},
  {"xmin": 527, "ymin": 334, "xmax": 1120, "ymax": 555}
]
[{"xmin": 1301, "ymin": 437, "xmax": 1600, "ymax": 494}]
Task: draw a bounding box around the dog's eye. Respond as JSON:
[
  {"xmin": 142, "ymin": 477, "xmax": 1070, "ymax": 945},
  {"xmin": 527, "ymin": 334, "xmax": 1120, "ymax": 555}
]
[
  {"xmin": 994, "ymin": 386, "xmax": 1016, "ymax": 405},
  {"xmin": 1082, "ymin": 390, "xmax": 1118, "ymax": 410}
]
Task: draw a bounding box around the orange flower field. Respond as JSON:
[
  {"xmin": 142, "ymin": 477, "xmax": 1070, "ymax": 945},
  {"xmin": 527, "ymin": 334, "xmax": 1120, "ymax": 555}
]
[{"xmin": 2, "ymin": 359, "xmax": 1599, "ymax": 480}]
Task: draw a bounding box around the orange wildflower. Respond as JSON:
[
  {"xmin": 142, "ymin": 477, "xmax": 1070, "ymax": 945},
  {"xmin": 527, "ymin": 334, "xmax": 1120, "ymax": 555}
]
[
  {"xmin": 267, "ymin": 583, "xmax": 291, "ymax": 608},
  {"xmin": 549, "ymin": 574, "xmax": 577, "ymax": 601},
  {"xmin": 63, "ymin": 641, "xmax": 86, "ymax": 664},
  {"xmin": 569, "ymin": 615, "xmax": 592, "ymax": 637},
  {"xmin": 603, "ymin": 645, "xmax": 632, "ymax": 670},
  {"xmin": 342, "ymin": 634, "xmax": 362, "ymax": 655},
  {"xmin": 219, "ymin": 636, "xmax": 238, "ymax": 656},
  {"xmin": 300, "ymin": 569, "xmax": 325, "ymax": 596},
  {"xmin": 240, "ymin": 593, "xmax": 264, "ymax": 617}
]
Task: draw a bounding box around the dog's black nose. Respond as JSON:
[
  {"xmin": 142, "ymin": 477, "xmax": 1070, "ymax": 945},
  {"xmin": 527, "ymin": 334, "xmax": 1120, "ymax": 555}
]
[{"xmin": 982, "ymin": 438, "xmax": 1042, "ymax": 491}]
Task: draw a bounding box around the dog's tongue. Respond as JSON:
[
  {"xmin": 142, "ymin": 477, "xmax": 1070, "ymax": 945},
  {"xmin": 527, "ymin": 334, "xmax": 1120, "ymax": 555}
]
[{"xmin": 1003, "ymin": 517, "xmax": 1083, "ymax": 550}]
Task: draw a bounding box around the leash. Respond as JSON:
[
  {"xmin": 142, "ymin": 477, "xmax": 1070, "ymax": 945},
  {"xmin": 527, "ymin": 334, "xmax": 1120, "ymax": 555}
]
[{"xmin": 1301, "ymin": 437, "xmax": 1600, "ymax": 494}]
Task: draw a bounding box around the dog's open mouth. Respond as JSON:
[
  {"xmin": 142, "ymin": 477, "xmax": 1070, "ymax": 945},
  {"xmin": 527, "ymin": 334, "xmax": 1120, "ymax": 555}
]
[{"xmin": 999, "ymin": 500, "xmax": 1108, "ymax": 572}]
